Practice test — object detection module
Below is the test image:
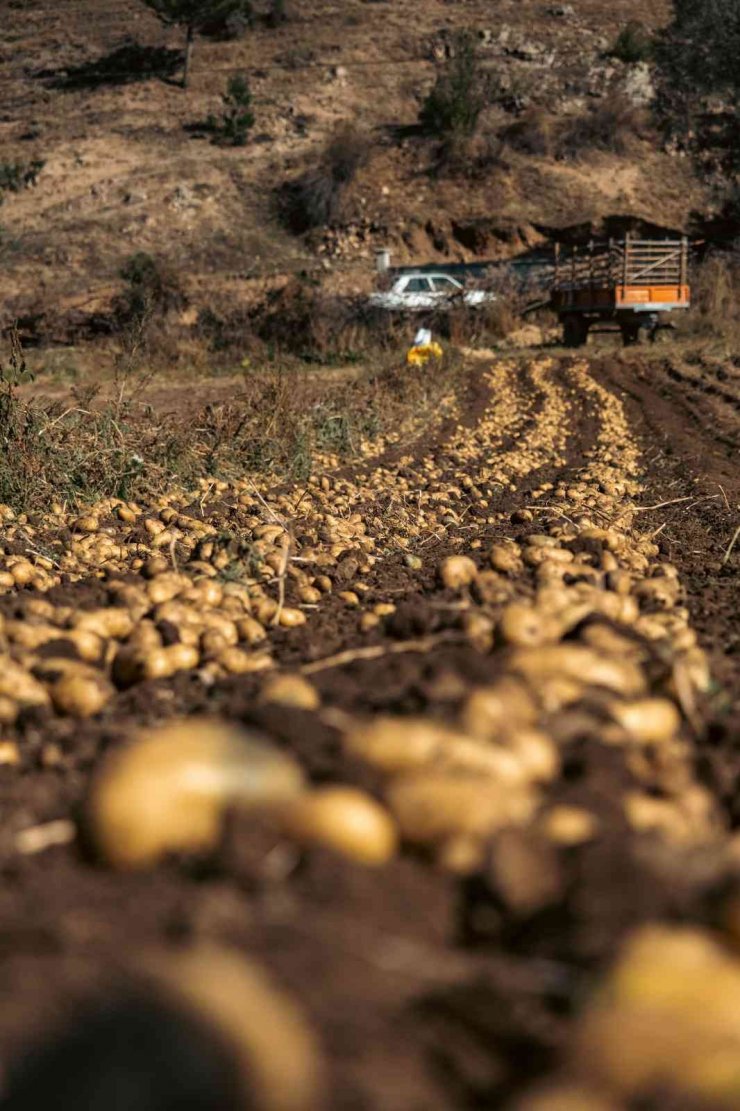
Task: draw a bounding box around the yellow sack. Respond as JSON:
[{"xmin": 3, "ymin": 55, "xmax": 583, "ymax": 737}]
[{"xmin": 406, "ymin": 342, "xmax": 443, "ymax": 366}]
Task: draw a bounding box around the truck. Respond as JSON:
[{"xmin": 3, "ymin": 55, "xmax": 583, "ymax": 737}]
[
  {"xmin": 368, "ymin": 272, "xmax": 496, "ymax": 312},
  {"xmin": 550, "ymin": 235, "xmax": 690, "ymax": 346}
]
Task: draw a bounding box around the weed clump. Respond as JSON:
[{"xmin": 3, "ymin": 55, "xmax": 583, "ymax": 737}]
[
  {"xmin": 502, "ymin": 110, "xmax": 553, "ymax": 156},
  {"xmin": 0, "ymin": 160, "xmax": 44, "ymax": 203},
  {"xmin": 681, "ymin": 247, "xmax": 740, "ymax": 352},
  {"xmin": 0, "ymin": 322, "xmax": 463, "ymax": 514}
]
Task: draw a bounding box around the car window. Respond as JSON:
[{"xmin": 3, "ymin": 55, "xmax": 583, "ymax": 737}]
[
  {"xmin": 404, "ymin": 277, "xmax": 431, "ymax": 292},
  {"xmin": 431, "ymin": 277, "xmax": 458, "ymax": 291}
]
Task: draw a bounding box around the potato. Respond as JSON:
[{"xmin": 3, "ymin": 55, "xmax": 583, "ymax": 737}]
[
  {"xmin": 142, "ymin": 643, "xmax": 200, "ymax": 680},
  {"xmin": 74, "ymin": 608, "xmax": 134, "ymax": 640},
  {"xmin": 278, "ymin": 786, "xmax": 397, "ymax": 865},
  {"xmin": 489, "ymin": 542, "xmax": 523, "ymax": 575},
  {"xmin": 146, "ymin": 946, "xmax": 322, "ymax": 1111},
  {"xmin": 461, "ymin": 679, "xmax": 538, "ymax": 739},
  {"xmin": 344, "ymin": 717, "xmax": 463, "ymax": 774},
  {"xmin": 608, "ymin": 698, "xmax": 681, "ymax": 745},
  {"xmin": 51, "ymin": 672, "xmax": 113, "ymax": 718},
  {"xmin": 542, "ymin": 805, "xmax": 599, "ymax": 845},
  {"xmin": 217, "ymin": 648, "xmax": 273, "ymax": 675},
  {"xmin": 509, "ymin": 645, "xmax": 646, "ymax": 698},
  {"xmin": 574, "ymin": 926, "xmax": 740, "ymax": 1105},
  {"xmin": 0, "ymin": 741, "xmax": 20, "ymax": 766},
  {"xmin": 439, "ymin": 555, "xmax": 478, "ymax": 590},
  {"xmin": 278, "ymin": 607, "xmax": 307, "ymax": 628},
  {"xmin": 236, "ymin": 616, "xmax": 268, "ymax": 645},
  {"xmin": 260, "ymin": 674, "xmax": 320, "ymax": 710},
  {"xmin": 0, "ymin": 659, "xmax": 49, "ymax": 706},
  {"xmin": 87, "ymin": 719, "xmax": 305, "ymax": 869},
  {"xmin": 499, "ymin": 602, "xmax": 560, "ymax": 648},
  {"xmin": 508, "ymin": 728, "xmax": 559, "ymax": 782},
  {"xmin": 386, "ymin": 769, "xmax": 535, "ymax": 848}
]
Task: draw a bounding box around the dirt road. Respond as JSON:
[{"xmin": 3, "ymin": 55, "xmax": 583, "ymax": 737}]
[{"xmin": 0, "ymin": 352, "xmax": 738, "ymax": 1108}]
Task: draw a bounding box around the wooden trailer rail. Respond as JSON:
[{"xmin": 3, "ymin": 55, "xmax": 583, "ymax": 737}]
[
  {"xmin": 549, "ymin": 236, "xmax": 691, "ymax": 346},
  {"xmin": 552, "ymin": 236, "xmax": 690, "ymax": 313}
]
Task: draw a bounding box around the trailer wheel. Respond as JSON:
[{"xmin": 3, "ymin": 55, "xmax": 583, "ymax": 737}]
[
  {"xmin": 562, "ymin": 316, "xmax": 589, "ymax": 348},
  {"xmin": 619, "ymin": 320, "xmax": 642, "ymax": 347}
]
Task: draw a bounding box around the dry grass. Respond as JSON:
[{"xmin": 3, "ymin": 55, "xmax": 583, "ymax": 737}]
[
  {"xmin": 678, "ymin": 249, "xmax": 740, "ymax": 353},
  {"xmin": 0, "ymin": 328, "xmax": 464, "ymax": 514}
]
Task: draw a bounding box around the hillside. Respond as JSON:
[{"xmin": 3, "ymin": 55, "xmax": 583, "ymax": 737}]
[{"xmin": 0, "ymin": 0, "xmax": 708, "ymax": 343}]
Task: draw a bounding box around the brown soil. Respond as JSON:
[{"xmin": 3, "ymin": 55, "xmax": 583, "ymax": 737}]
[{"xmin": 0, "ymin": 351, "xmax": 738, "ymax": 1107}]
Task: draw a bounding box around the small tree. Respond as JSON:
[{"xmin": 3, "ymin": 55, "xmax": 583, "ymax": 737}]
[
  {"xmin": 141, "ymin": 0, "xmax": 251, "ymax": 87},
  {"xmin": 420, "ymin": 31, "xmax": 487, "ymax": 140},
  {"xmin": 208, "ymin": 73, "xmax": 254, "ymax": 145}
]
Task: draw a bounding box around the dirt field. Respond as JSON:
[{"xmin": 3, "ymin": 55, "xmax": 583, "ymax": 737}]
[{"xmin": 0, "ymin": 349, "xmax": 738, "ymax": 1108}]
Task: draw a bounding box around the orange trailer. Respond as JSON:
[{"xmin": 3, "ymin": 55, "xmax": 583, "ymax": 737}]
[{"xmin": 551, "ymin": 235, "xmax": 690, "ymax": 346}]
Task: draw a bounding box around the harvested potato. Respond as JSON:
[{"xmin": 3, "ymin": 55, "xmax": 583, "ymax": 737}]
[
  {"xmin": 51, "ymin": 672, "xmax": 113, "ymax": 718},
  {"xmin": 462, "ymin": 679, "xmax": 538, "ymax": 739},
  {"xmin": 147, "ymin": 946, "xmax": 323, "ymax": 1111},
  {"xmin": 87, "ymin": 719, "xmax": 305, "ymax": 868},
  {"xmin": 499, "ymin": 603, "xmax": 560, "ymax": 648},
  {"xmin": 574, "ymin": 926, "xmax": 740, "ymax": 1105},
  {"xmin": 439, "ymin": 555, "xmax": 478, "ymax": 590},
  {"xmin": 278, "ymin": 786, "xmax": 397, "ymax": 865},
  {"xmin": 607, "ymin": 698, "xmax": 681, "ymax": 745},
  {"xmin": 386, "ymin": 769, "xmax": 535, "ymax": 849},
  {"xmin": 260, "ymin": 674, "xmax": 320, "ymax": 710}
]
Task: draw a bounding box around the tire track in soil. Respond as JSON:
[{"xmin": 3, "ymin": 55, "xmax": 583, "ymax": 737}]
[{"xmin": 0, "ymin": 355, "xmax": 735, "ymax": 1111}]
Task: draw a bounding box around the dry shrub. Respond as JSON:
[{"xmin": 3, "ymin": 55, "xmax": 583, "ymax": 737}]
[
  {"xmin": 279, "ymin": 126, "xmax": 368, "ymax": 234},
  {"xmin": 436, "ymin": 127, "xmax": 505, "ymax": 179},
  {"xmin": 681, "ymin": 248, "xmax": 740, "ymax": 351},
  {"xmin": 247, "ymin": 278, "xmax": 409, "ymax": 361},
  {"xmin": 0, "ymin": 325, "xmax": 464, "ymax": 512},
  {"xmin": 555, "ymin": 97, "xmax": 645, "ymax": 160},
  {"xmin": 502, "ymin": 109, "xmax": 554, "ymax": 157}
]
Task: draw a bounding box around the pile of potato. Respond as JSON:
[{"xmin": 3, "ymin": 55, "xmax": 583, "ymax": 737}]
[
  {"xmin": 0, "ymin": 357, "xmax": 713, "ymax": 882},
  {"xmin": 0, "ymin": 358, "xmax": 717, "ymax": 872},
  {"xmin": 0, "ymin": 354, "xmax": 732, "ymax": 1109}
]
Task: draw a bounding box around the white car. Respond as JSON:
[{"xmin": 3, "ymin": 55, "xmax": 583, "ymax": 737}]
[{"xmin": 368, "ymin": 272, "xmax": 495, "ymax": 312}]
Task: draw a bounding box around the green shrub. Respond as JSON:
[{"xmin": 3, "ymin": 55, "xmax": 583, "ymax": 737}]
[
  {"xmin": 207, "ymin": 73, "xmax": 254, "ymax": 145},
  {"xmin": 609, "ymin": 21, "xmax": 653, "ymax": 64},
  {"xmin": 0, "ymin": 160, "xmax": 44, "ymax": 203},
  {"xmin": 420, "ymin": 31, "xmax": 487, "ymax": 140}
]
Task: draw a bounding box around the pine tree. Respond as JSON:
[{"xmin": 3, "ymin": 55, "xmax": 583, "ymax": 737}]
[{"xmin": 141, "ymin": 0, "xmax": 251, "ymax": 87}]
